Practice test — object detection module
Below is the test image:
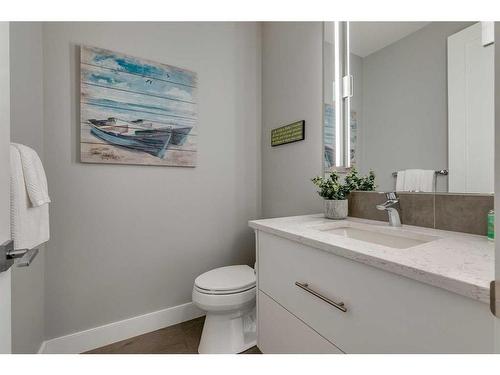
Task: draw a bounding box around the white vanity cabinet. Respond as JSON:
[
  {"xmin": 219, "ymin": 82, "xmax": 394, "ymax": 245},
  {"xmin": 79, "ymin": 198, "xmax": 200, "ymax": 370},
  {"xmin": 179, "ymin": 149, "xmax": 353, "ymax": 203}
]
[{"xmin": 255, "ymin": 230, "xmax": 494, "ymax": 354}]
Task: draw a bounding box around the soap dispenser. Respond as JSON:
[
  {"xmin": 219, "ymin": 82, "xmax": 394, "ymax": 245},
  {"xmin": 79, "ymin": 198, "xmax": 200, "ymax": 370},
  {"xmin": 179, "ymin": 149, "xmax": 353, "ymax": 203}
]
[{"xmin": 488, "ymin": 209, "xmax": 495, "ymax": 241}]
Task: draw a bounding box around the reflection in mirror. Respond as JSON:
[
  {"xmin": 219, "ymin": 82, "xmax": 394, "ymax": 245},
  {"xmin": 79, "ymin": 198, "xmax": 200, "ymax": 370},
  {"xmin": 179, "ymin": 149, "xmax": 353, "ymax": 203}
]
[
  {"xmin": 323, "ymin": 22, "xmax": 353, "ymax": 170},
  {"xmin": 324, "ymin": 22, "xmax": 494, "ymax": 194},
  {"xmin": 323, "ymin": 22, "xmax": 336, "ymax": 169}
]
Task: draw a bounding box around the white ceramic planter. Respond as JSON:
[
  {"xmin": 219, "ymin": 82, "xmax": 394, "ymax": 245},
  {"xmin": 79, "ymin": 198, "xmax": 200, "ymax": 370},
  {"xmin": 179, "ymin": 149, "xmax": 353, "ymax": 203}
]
[{"xmin": 324, "ymin": 199, "xmax": 348, "ymax": 220}]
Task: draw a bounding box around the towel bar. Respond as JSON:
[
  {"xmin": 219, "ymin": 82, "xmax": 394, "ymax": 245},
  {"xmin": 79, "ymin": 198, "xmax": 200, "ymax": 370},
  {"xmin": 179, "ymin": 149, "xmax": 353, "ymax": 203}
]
[
  {"xmin": 0, "ymin": 239, "xmax": 40, "ymax": 272},
  {"xmin": 391, "ymin": 169, "xmax": 449, "ymax": 177}
]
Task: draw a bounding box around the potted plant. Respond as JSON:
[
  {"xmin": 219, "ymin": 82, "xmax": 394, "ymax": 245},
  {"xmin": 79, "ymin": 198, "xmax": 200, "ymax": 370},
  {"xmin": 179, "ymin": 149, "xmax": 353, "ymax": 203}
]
[{"xmin": 312, "ymin": 168, "xmax": 376, "ymax": 219}]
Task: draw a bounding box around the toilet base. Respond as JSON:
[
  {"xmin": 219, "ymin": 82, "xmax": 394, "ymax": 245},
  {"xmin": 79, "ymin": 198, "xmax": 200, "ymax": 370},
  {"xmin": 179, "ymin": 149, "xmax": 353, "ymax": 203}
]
[{"xmin": 198, "ymin": 306, "xmax": 256, "ymax": 354}]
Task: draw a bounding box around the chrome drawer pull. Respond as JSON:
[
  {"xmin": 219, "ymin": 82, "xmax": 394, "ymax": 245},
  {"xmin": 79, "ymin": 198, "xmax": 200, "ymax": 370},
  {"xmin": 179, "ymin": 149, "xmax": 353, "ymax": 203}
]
[{"xmin": 295, "ymin": 281, "xmax": 347, "ymax": 312}]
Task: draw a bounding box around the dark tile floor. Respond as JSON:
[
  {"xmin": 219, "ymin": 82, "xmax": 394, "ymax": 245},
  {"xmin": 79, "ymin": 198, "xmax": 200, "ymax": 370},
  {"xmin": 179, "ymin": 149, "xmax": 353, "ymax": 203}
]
[{"xmin": 85, "ymin": 316, "xmax": 261, "ymax": 354}]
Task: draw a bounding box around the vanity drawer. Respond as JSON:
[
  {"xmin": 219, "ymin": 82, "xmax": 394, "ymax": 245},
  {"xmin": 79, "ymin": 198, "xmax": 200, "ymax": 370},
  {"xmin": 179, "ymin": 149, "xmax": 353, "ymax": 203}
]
[
  {"xmin": 258, "ymin": 290, "xmax": 342, "ymax": 354},
  {"xmin": 257, "ymin": 231, "xmax": 493, "ymax": 353}
]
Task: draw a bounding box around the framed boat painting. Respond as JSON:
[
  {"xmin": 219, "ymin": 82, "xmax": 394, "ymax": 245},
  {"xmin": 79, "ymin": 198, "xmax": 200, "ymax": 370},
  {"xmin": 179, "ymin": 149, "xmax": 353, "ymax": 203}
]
[{"xmin": 80, "ymin": 45, "xmax": 198, "ymax": 167}]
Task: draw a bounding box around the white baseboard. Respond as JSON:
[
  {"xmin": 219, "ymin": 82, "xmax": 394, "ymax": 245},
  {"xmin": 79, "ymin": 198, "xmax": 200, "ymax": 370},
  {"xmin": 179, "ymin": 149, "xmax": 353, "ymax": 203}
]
[{"xmin": 39, "ymin": 302, "xmax": 204, "ymax": 354}]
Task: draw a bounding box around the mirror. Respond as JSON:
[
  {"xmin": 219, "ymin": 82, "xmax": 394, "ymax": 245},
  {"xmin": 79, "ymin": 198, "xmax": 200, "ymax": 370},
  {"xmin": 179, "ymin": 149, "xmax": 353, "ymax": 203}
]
[{"xmin": 323, "ymin": 22, "xmax": 494, "ymax": 193}]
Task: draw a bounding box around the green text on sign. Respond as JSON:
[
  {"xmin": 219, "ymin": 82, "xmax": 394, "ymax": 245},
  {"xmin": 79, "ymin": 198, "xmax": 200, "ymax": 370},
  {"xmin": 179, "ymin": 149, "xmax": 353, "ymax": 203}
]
[{"xmin": 271, "ymin": 120, "xmax": 305, "ymax": 147}]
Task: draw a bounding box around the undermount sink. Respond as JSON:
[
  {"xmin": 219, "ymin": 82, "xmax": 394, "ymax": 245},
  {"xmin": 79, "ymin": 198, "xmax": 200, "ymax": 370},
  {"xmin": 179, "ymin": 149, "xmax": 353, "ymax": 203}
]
[{"xmin": 315, "ymin": 223, "xmax": 440, "ymax": 249}]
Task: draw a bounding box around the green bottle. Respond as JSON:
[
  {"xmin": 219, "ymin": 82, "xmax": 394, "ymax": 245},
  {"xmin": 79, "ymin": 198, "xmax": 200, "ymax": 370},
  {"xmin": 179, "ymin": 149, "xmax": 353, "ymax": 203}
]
[{"xmin": 487, "ymin": 209, "xmax": 495, "ymax": 241}]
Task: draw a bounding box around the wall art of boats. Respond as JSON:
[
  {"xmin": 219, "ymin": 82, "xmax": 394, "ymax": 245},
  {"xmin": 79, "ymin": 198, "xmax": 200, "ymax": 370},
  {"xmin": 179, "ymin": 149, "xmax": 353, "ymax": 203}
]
[{"xmin": 88, "ymin": 117, "xmax": 192, "ymax": 159}]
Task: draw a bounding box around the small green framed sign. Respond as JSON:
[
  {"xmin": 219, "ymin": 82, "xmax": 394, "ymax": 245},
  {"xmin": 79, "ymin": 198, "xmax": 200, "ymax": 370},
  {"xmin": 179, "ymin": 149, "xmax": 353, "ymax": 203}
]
[{"xmin": 271, "ymin": 120, "xmax": 305, "ymax": 147}]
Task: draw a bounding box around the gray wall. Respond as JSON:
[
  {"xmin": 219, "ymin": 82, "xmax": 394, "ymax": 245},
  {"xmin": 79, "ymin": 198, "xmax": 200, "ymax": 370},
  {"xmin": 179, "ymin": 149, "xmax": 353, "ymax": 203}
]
[
  {"xmin": 495, "ymin": 22, "xmax": 500, "ymax": 277},
  {"xmin": 9, "ymin": 22, "xmax": 46, "ymax": 353},
  {"xmin": 42, "ymin": 22, "xmax": 261, "ymax": 339},
  {"xmin": 10, "ymin": 23, "xmax": 44, "ymax": 154},
  {"xmin": 0, "ymin": 22, "xmax": 12, "ymax": 354},
  {"xmin": 359, "ymin": 22, "xmax": 470, "ymax": 191},
  {"xmin": 261, "ymin": 22, "xmax": 323, "ymax": 218}
]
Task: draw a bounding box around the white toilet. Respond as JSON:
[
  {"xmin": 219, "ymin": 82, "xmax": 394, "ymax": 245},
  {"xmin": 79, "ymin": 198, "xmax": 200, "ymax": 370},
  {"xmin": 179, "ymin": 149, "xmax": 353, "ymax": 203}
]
[{"xmin": 192, "ymin": 265, "xmax": 256, "ymax": 354}]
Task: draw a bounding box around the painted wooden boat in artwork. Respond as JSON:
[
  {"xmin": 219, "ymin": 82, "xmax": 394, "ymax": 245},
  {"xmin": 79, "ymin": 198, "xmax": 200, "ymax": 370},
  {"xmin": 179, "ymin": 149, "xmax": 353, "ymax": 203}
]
[{"xmin": 88, "ymin": 118, "xmax": 192, "ymax": 159}]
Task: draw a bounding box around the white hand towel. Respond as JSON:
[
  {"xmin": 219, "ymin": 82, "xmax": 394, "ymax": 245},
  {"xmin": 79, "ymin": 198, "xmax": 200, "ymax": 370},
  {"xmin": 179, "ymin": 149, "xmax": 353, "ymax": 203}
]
[
  {"xmin": 11, "ymin": 143, "xmax": 51, "ymax": 207},
  {"xmin": 396, "ymin": 170, "xmax": 405, "ymax": 191},
  {"xmin": 418, "ymin": 169, "xmax": 435, "ymax": 192},
  {"xmin": 10, "ymin": 145, "xmax": 50, "ymax": 250},
  {"xmin": 403, "ymin": 169, "xmax": 435, "ymax": 192}
]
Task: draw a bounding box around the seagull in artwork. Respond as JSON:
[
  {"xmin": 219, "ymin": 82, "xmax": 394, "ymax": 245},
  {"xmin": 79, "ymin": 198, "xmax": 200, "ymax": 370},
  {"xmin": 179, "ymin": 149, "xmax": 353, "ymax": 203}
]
[{"xmin": 146, "ymin": 79, "xmax": 153, "ymax": 84}]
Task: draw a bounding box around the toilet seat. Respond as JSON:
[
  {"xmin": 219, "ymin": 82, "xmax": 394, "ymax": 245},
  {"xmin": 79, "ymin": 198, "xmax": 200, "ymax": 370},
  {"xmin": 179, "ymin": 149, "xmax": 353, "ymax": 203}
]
[
  {"xmin": 192, "ymin": 284, "xmax": 256, "ymax": 312},
  {"xmin": 194, "ymin": 284, "xmax": 255, "ymax": 295},
  {"xmin": 194, "ymin": 265, "xmax": 256, "ymax": 295}
]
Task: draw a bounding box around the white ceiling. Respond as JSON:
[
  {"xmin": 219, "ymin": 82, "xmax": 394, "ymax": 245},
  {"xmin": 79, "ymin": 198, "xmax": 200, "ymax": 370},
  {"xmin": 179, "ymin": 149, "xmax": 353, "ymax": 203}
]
[{"xmin": 349, "ymin": 22, "xmax": 431, "ymax": 57}]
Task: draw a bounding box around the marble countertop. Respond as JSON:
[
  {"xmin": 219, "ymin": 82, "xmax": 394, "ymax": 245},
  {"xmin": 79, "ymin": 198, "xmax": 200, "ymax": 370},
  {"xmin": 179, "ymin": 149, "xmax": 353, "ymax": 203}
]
[{"xmin": 249, "ymin": 214, "xmax": 494, "ymax": 304}]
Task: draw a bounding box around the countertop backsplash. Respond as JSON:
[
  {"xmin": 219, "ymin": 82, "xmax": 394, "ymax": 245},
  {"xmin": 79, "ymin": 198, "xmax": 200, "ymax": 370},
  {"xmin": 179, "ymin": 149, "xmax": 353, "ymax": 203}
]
[{"xmin": 348, "ymin": 191, "xmax": 494, "ymax": 236}]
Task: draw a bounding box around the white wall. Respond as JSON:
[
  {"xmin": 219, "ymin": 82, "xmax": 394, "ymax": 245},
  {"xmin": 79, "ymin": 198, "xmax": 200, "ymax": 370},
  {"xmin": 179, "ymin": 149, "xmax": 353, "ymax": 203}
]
[
  {"xmin": 42, "ymin": 22, "xmax": 261, "ymax": 339},
  {"xmin": 261, "ymin": 22, "xmax": 323, "ymax": 218},
  {"xmin": 9, "ymin": 22, "xmax": 46, "ymax": 354}
]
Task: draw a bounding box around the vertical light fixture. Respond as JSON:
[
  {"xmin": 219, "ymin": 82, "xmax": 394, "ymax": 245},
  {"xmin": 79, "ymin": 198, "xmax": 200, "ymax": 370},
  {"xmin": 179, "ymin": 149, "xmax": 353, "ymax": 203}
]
[{"xmin": 334, "ymin": 21, "xmax": 343, "ymax": 167}]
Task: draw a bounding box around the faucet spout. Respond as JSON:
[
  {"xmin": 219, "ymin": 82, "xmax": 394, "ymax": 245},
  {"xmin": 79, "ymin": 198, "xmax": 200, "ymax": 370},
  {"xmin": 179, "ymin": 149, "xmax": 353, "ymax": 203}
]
[{"xmin": 376, "ymin": 192, "xmax": 402, "ymax": 227}]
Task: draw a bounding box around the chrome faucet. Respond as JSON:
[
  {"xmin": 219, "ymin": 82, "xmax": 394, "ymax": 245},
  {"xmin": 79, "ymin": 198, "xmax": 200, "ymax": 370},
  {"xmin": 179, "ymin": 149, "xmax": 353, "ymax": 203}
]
[{"xmin": 376, "ymin": 192, "xmax": 402, "ymax": 227}]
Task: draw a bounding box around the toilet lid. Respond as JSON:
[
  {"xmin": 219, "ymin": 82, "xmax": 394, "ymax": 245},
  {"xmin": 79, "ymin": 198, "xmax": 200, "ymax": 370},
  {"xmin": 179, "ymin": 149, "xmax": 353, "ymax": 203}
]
[{"xmin": 195, "ymin": 265, "xmax": 256, "ymax": 293}]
